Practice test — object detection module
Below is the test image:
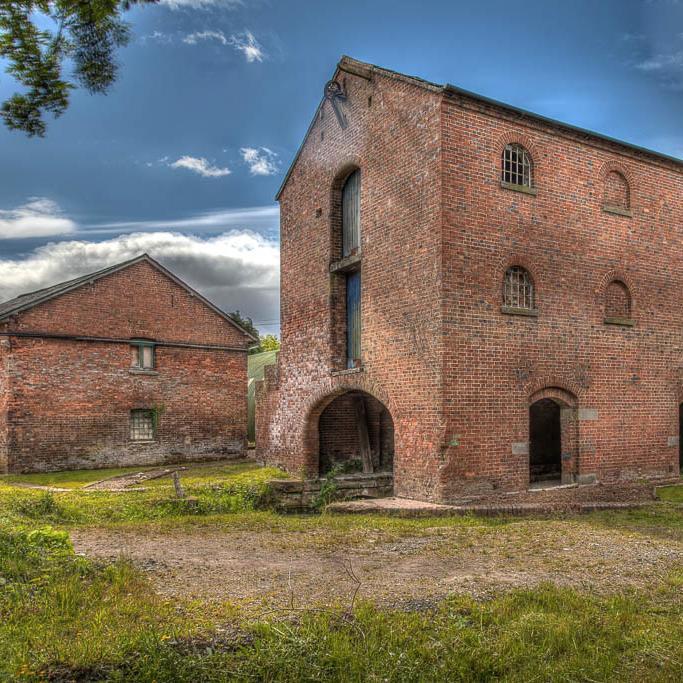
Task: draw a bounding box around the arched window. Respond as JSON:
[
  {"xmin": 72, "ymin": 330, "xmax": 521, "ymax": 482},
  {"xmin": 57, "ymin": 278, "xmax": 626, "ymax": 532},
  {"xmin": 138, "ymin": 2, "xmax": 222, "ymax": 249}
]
[
  {"xmin": 502, "ymin": 144, "xmax": 533, "ymax": 188},
  {"xmin": 341, "ymin": 169, "xmax": 360, "ymax": 257},
  {"xmin": 603, "ymin": 171, "xmax": 630, "ymax": 211},
  {"xmin": 604, "ymin": 280, "xmax": 631, "ymax": 321},
  {"xmin": 504, "ymin": 266, "xmax": 535, "ymax": 310}
]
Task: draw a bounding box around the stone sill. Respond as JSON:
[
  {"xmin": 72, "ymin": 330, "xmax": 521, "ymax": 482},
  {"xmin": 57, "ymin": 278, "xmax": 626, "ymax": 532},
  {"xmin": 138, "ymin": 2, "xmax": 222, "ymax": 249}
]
[
  {"xmin": 129, "ymin": 440, "xmax": 157, "ymax": 445},
  {"xmin": 129, "ymin": 368, "xmax": 159, "ymax": 376},
  {"xmin": 604, "ymin": 316, "xmax": 634, "ymax": 327},
  {"xmin": 602, "ymin": 205, "xmax": 632, "ymax": 218},
  {"xmin": 330, "ymin": 253, "xmax": 361, "ymax": 273},
  {"xmin": 501, "ymin": 306, "xmax": 539, "ymax": 318},
  {"xmin": 500, "ymin": 181, "xmax": 537, "ymax": 196},
  {"xmin": 331, "ymin": 366, "xmax": 364, "ymax": 377}
]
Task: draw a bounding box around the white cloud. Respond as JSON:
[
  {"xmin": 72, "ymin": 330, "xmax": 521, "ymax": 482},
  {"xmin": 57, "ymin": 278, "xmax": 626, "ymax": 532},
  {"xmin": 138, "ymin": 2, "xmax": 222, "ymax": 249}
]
[
  {"xmin": 229, "ymin": 30, "xmax": 265, "ymax": 62},
  {"xmin": 0, "ymin": 198, "xmax": 77, "ymax": 240},
  {"xmin": 159, "ymin": 0, "xmax": 243, "ymax": 9},
  {"xmin": 88, "ymin": 205, "xmax": 279, "ymax": 235},
  {"xmin": 0, "ymin": 231, "xmax": 280, "ymax": 331},
  {"xmin": 183, "ymin": 30, "xmax": 228, "ymax": 45},
  {"xmin": 170, "ymin": 156, "xmax": 231, "ymax": 178},
  {"xmin": 240, "ymin": 147, "xmax": 279, "ymax": 176},
  {"xmin": 635, "ymin": 51, "xmax": 683, "ymax": 71}
]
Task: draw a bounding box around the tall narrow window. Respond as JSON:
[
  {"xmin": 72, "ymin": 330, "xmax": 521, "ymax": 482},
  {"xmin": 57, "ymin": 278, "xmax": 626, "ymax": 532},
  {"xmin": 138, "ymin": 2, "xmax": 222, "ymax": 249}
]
[
  {"xmin": 502, "ymin": 144, "xmax": 533, "ymax": 188},
  {"xmin": 503, "ymin": 266, "xmax": 535, "ymax": 310},
  {"xmin": 342, "ymin": 169, "xmax": 361, "ymax": 257},
  {"xmin": 346, "ymin": 270, "xmax": 361, "ymax": 368}
]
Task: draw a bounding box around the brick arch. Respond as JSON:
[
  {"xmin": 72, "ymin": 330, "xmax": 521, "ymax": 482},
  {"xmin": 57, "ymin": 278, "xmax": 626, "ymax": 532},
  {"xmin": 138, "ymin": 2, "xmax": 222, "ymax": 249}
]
[
  {"xmin": 529, "ymin": 385, "xmax": 578, "ymax": 408},
  {"xmin": 300, "ymin": 376, "xmax": 399, "ymax": 475},
  {"xmin": 596, "ymin": 269, "xmax": 636, "ymax": 317},
  {"xmin": 526, "ymin": 375, "xmax": 584, "ymax": 403},
  {"xmin": 494, "ymin": 131, "xmax": 541, "ymax": 184}
]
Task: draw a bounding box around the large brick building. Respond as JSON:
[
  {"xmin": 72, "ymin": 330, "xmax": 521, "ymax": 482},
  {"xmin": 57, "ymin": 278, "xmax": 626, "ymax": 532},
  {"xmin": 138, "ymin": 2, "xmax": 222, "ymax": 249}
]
[
  {"xmin": 0, "ymin": 254, "xmax": 255, "ymax": 473},
  {"xmin": 257, "ymin": 56, "xmax": 683, "ymax": 502}
]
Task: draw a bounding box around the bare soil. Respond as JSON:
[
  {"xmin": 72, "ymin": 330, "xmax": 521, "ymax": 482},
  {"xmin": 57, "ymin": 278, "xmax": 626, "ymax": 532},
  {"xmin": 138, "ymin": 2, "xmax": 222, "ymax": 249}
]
[{"xmin": 70, "ymin": 518, "xmax": 683, "ymax": 609}]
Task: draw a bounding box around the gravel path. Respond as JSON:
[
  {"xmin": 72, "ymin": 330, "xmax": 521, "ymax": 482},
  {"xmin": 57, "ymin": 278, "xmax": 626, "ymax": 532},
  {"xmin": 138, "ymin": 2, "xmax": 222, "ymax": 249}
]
[{"xmin": 70, "ymin": 518, "xmax": 683, "ymax": 608}]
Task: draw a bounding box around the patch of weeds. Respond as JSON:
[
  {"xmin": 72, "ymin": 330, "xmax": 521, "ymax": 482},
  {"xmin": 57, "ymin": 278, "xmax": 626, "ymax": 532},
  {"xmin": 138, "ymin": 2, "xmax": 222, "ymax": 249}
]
[
  {"xmin": 15, "ymin": 491, "xmax": 73, "ymax": 523},
  {"xmin": 312, "ymin": 465, "xmax": 342, "ymax": 511}
]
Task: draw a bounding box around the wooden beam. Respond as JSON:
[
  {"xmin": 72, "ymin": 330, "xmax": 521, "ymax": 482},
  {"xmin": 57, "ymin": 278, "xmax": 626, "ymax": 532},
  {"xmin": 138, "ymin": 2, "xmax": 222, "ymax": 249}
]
[{"xmin": 354, "ymin": 396, "xmax": 374, "ymax": 474}]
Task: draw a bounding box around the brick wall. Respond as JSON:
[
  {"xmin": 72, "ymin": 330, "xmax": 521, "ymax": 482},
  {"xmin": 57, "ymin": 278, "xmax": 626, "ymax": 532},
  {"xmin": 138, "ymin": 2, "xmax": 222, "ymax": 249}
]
[
  {"xmin": 1, "ymin": 259, "xmax": 250, "ymax": 473},
  {"xmin": 258, "ymin": 58, "xmax": 682, "ymax": 503},
  {"xmin": 440, "ymin": 90, "xmax": 682, "ymax": 497},
  {"xmin": 0, "ymin": 339, "xmax": 9, "ymax": 472},
  {"xmin": 257, "ymin": 62, "xmax": 445, "ymax": 498}
]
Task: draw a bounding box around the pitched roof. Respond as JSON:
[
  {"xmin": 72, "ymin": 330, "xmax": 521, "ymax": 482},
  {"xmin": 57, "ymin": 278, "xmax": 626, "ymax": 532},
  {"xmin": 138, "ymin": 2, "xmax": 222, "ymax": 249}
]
[
  {"xmin": 276, "ymin": 55, "xmax": 683, "ymax": 200},
  {"xmin": 0, "ymin": 253, "xmax": 258, "ymax": 342}
]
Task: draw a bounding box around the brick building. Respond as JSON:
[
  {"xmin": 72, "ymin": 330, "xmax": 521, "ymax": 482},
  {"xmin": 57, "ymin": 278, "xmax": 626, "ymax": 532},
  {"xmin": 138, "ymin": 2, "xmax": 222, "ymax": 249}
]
[
  {"xmin": 256, "ymin": 56, "xmax": 683, "ymax": 502},
  {"xmin": 0, "ymin": 254, "xmax": 255, "ymax": 473}
]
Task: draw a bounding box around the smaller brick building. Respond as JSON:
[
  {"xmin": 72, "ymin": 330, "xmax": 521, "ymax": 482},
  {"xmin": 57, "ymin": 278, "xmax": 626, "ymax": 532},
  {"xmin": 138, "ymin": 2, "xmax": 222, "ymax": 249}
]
[{"xmin": 0, "ymin": 254, "xmax": 256, "ymax": 473}]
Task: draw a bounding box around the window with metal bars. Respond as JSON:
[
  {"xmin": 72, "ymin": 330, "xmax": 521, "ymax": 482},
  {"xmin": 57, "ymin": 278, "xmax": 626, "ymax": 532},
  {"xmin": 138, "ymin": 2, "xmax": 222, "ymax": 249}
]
[
  {"xmin": 130, "ymin": 409, "xmax": 155, "ymax": 441},
  {"xmin": 503, "ymin": 267, "xmax": 535, "ymax": 310},
  {"xmin": 502, "ymin": 144, "xmax": 533, "ymax": 187}
]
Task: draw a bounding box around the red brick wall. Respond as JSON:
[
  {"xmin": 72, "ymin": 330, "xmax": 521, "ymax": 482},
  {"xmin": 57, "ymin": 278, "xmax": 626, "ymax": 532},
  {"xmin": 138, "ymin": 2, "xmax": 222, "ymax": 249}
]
[
  {"xmin": 257, "ymin": 64, "xmax": 445, "ymax": 498},
  {"xmin": 0, "ymin": 339, "xmax": 9, "ymax": 472},
  {"xmin": 1, "ymin": 260, "xmax": 250, "ymax": 473},
  {"xmin": 259, "ymin": 59, "xmax": 682, "ymax": 503},
  {"xmin": 440, "ymin": 92, "xmax": 682, "ymax": 497}
]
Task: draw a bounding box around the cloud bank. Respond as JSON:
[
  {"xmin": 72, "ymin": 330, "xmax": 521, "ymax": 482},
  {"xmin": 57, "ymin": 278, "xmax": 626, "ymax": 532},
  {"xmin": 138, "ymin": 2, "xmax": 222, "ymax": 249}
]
[
  {"xmin": 0, "ymin": 198, "xmax": 77, "ymax": 240},
  {"xmin": 0, "ymin": 231, "xmax": 280, "ymax": 332}
]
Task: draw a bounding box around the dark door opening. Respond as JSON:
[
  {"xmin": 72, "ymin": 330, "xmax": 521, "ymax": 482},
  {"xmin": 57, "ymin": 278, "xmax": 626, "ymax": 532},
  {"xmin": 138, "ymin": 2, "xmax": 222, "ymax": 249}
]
[
  {"xmin": 529, "ymin": 398, "xmax": 562, "ymax": 483},
  {"xmin": 679, "ymin": 404, "xmax": 683, "ymax": 471},
  {"xmin": 318, "ymin": 391, "xmax": 394, "ymax": 476}
]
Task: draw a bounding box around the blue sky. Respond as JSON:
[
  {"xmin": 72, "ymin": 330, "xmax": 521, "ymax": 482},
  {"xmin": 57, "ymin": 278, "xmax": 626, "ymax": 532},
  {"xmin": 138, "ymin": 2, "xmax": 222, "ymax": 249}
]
[{"xmin": 1, "ymin": 0, "xmax": 682, "ymax": 335}]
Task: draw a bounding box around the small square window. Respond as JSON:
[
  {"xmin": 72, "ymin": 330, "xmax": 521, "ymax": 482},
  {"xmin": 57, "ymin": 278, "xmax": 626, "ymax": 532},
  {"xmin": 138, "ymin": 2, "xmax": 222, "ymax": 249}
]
[
  {"xmin": 130, "ymin": 409, "xmax": 155, "ymax": 441},
  {"xmin": 131, "ymin": 341, "xmax": 155, "ymax": 369}
]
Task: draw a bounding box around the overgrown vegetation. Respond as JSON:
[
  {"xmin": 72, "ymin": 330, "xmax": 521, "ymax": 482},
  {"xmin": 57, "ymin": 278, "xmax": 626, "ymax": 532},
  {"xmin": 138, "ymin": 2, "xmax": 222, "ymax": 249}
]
[
  {"xmin": 0, "ymin": 523, "xmax": 681, "ymax": 681},
  {"xmin": 0, "ymin": 470, "xmax": 680, "ymax": 680}
]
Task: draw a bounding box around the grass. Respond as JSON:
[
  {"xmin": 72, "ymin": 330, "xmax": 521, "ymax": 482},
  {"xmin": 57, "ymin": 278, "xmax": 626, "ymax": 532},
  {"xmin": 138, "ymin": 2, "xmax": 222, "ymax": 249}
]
[
  {"xmin": 0, "ymin": 526, "xmax": 680, "ymax": 681},
  {"xmin": 0, "ymin": 466, "xmax": 156, "ymax": 489},
  {"xmin": 657, "ymin": 482, "xmax": 683, "ymax": 503},
  {"xmin": 0, "ymin": 469, "xmax": 681, "ymax": 680}
]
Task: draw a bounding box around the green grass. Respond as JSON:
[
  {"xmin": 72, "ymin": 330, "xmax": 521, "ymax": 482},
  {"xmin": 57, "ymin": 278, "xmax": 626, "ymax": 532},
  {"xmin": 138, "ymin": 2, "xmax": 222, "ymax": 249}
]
[
  {"xmin": 0, "ymin": 526, "xmax": 680, "ymax": 682},
  {"xmin": 657, "ymin": 482, "xmax": 683, "ymax": 503},
  {"xmin": 0, "ymin": 468, "xmax": 682, "ymax": 680},
  {"xmin": 0, "ymin": 466, "xmax": 156, "ymax": 489}
]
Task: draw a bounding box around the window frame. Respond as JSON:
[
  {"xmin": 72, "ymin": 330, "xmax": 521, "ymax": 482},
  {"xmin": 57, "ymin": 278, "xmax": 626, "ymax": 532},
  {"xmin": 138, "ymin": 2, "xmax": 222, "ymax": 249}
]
[
  {"xmin": 130, "ymin": 340, "xmax": 156, "ymax": 370},
  {"xmin": 502, "ymin": 266, "xmax": 538, "ymax": 317},
  {"xmin": 501, "ymin": 144, "xmax": 536, "ymax": 194},
  {"xmin": 129, "ymin": 409, "xmax": 156, "ymax": 442}
]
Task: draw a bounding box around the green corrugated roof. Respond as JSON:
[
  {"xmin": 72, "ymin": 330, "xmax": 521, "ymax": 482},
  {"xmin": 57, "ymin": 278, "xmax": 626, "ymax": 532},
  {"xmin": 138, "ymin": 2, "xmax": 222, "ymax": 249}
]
[{"xmin": 247, "ymin": 350, "xmax": 279, "ymax": 441}]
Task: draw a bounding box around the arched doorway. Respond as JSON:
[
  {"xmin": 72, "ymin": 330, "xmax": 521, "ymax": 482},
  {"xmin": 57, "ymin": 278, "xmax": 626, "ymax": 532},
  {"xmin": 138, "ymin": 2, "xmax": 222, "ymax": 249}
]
[
  {"xmin": 529, "ymin": 389, "xmax": 578, "ymax": 486},
  {"xmin": 318, "ymin": 390, "xmax": 394, "ymax": 476}
]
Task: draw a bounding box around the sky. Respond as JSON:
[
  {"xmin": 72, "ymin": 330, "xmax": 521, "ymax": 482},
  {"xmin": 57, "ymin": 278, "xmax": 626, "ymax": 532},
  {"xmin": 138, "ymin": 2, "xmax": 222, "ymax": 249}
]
[{"xmin": 1, "ymin": 0, "xmax": 682, "ymax": 336}]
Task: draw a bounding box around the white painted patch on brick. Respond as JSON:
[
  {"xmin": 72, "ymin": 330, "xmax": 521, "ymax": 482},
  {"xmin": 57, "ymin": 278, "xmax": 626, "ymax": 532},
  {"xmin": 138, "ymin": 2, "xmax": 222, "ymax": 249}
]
[
  {"xmin": 667, "ymin": 435, "xmax": 679, "ymax": 447},
  {"xmin": 512, "ymin": 441, "xmax": 529, "ymax": 455},
  {"xmin": 578, "ymin": 408, "xmax": 598, "ymax": 421}
]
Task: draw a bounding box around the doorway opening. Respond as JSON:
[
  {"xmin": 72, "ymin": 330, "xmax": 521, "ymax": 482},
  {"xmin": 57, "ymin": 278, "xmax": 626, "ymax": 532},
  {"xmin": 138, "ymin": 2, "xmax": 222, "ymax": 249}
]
[
  {"xmin": 529, "ymin": 398, "xmax": 563, "ymax": 484},
  {"xmin": 318, "ymin": 390, "xmax": 394, "ymax": 477}
]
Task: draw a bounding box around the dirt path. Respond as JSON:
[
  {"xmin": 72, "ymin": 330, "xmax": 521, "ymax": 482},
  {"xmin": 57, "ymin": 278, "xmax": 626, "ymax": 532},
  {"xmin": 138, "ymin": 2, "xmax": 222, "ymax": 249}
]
[{"xmin": 70, "ymin": 519, "xmax": 683, "ymax": 608}]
